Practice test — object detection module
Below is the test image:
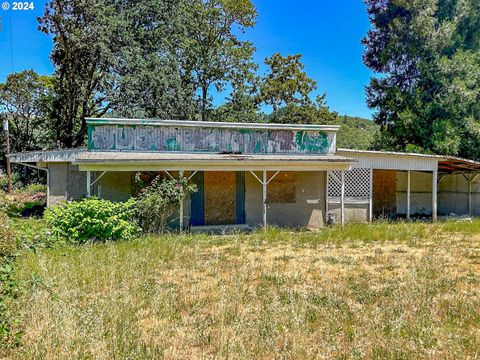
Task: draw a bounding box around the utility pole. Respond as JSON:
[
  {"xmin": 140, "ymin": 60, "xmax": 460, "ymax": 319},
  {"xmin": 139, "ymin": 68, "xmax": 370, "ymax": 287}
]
[{"xmin": 2, "ymin": 116, "xmax": 11, "ymax": 193}]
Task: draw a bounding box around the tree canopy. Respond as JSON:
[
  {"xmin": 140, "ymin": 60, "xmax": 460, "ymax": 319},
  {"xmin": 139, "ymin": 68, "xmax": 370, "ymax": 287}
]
[{"xmin": 363, "ymin": 0, "xmax": 480, "ymax": 159}]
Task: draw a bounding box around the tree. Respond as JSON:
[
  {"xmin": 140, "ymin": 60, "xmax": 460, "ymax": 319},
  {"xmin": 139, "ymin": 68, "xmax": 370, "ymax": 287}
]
[
  {"xmin": 184, "ymin": 0, "xmax": 258, "ymax": 121},
  {"xmin": 0, "ymin": 70, "xmax": 53, "ymax": 152},
  {"xmin": 267, "ymin": 95, "xmax": 337, "ymax": 124},
  {"xmin": 259, "ymin": 53, "xmax": 317, "ymax": 113},
  {"xmin": 363, "ymin": 0, "xmax": 480, "ymax": 159},
  {"xmin": 38, "ymin": 0, "xmax": 127, "ymax": 148},
  {"xmin": 112, "ymin": 0, "xmax": 197, "ymax": 120}
]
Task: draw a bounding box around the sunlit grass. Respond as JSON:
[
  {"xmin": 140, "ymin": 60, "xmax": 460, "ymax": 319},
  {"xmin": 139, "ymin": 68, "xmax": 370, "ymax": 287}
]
[{"xmin": 8, "ymin": 220, "xmax": 480, "ymax": 359}]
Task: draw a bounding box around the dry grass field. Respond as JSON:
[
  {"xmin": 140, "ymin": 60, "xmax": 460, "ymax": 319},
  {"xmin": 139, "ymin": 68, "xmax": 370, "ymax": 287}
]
[{"xmin": 8, "ymin": 221, "xmax": 480, "ymax": 359}]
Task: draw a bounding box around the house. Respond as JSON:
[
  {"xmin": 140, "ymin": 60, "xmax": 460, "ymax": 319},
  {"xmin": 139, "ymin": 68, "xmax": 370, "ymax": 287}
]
[{"xmin": 8, "ymin": 118, "xmax": 480, "ymax": 229}]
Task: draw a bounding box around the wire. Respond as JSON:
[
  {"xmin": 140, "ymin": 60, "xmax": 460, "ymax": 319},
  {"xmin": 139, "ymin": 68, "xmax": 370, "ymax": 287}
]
[{"xmin": 8, "ymin": 1, "xmax": 13, "ymax": 71}]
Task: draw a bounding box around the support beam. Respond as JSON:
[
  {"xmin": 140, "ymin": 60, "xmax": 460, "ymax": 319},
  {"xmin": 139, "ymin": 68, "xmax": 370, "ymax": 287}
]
[
  {"xmin": 369, "ymin": 169, "xmax": 374, "ymax": 223},
  {"xmin": 262, "ymin": 170, "xmax": 267, "ymax": 227},
  {"xmin": 407, "ymin": 170, "xmax": 411, "ymax": 220},
  {"xmin": 86, "ymin": 171, "xmax": 91, "ymax": 197},
  {"xmin": 340, "ymin": 170, "xmax": 345, "ymax": 226},
  {"xmin": 432, "ymin": 170, "xmax": 438, "ymax": 222},
  {"xmin": 90, "ymin": 171, "xmax": 107, "ymax": 187}
]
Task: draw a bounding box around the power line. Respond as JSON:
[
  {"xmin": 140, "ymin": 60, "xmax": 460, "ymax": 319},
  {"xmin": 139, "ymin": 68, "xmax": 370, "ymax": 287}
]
[{"xmin": 9, "ymin": 2, "xmax": 13, "ymax": 71}]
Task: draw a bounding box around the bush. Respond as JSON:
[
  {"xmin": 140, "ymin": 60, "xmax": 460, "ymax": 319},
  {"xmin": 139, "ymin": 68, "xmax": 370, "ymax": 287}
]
[
  {"xmin": 0, "ymin": 212, "xmax": 16, "ymax": 264},
  {"xmin": 135, "ymin": 175, "xmax": 197, "ymax": 234},
  {"xmin": 44, "ymin": 197, "xmax": 140, "ymax": 244}
]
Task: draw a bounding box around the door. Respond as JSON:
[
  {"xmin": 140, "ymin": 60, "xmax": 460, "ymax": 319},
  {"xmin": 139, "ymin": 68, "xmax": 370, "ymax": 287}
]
[{"xmin": 190, "ymin": 171, "xmax": 245, "ymax": 226}]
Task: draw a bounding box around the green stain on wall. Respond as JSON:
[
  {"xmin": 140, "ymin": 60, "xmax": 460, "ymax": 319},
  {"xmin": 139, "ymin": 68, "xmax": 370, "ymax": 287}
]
[
  {"xmin": 295, "ymin": 131, "xmax": 330, "ymax": 153},
  {"xmin": 166, "ymin": 137, "xmax": 180, "ymax": 151}
]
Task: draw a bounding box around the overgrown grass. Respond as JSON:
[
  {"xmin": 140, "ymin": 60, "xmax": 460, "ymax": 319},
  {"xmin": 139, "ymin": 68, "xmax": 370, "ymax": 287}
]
[{"xmin": 7, "ymin": 220, "xmax": 480, "ymax": 358}]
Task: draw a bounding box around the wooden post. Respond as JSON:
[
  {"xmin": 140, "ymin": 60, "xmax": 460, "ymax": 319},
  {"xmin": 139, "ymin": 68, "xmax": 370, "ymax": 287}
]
[
  {"xmin": 407, "ymin": 170, "xmax": 411, "ymax": 220},
  {"xmin": 46, "ymin": 168, "xmax": 50, "ymax": 207},
  {"xmin": 325, "ymin": 171, "xmax": 329, "ymax": 221},
  {"xmin": 432, "ymin": 170, "xmax": 438, "ymax": 222},
  {"xmin": 369, "ymin": 169, "xmax": 373, "ymax": 223},
  {"xmin": 179, "ymin": 170, "xmax": 184, "ymax": 231},
  {"xmin": 340, "ymin": 170, "xmax": 345, "ymax": 226},
  {"xmin": 262, "ymin": 170, "xmax": 267, "ymax": 228},
  {"xmin": 3, "ymin": 118, "xmax": 11, "ymax": 193},
  {"xmin": 86, "ymin": 171, "xmax": 91, "ymax": 197},
  {"xmin": 468, "ymin": 174, "xmax": 473, "ymax": 216}
]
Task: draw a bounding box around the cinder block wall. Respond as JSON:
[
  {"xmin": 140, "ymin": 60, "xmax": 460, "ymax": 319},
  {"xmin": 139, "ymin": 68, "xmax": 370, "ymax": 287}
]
[{"xmin": 245, "ymin": 171, "xmax": 326, "ymax": 229}]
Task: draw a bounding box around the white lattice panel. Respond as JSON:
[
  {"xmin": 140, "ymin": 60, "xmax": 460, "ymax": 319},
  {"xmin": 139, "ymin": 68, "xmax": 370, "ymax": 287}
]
[{"xmin": 328, "ymin": 168, "xmax": 371, "ymax": 198}]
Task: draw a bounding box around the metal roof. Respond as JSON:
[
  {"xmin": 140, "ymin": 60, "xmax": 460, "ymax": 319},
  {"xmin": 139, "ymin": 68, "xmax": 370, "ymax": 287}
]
[
  {"xmin": 9, "ymin": 147, "xmax": 480, "ymax": 174},
  {"xmin": 338, "ymin": 148, "xmax": 480, "ymax": 173}
]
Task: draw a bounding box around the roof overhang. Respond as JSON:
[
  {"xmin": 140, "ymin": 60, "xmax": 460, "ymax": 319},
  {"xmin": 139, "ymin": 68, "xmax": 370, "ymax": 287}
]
[
  {"xmin": 438, "ymin": 157, "xmax": 480, "ymax": 174},
  {"xmin": 74, "ymin": 152, "xmax": 354, "ymax": 172}
]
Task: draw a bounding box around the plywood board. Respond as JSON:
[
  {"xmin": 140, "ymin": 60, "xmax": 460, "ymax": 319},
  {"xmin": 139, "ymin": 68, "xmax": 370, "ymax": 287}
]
[
  {"xmin": 373, "ymin": 170, "xmax": 397, "ymax": 218},
  {"xmin": 266, "ymin": 171, "xmax": 296, "ymax": 204},
  {"xmin": 204, "ymin": 172, "xmax": 236, "ymax": 225}
]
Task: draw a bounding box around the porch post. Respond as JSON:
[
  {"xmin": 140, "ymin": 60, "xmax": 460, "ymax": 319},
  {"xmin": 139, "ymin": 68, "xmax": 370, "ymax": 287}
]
[
  {"xmin": 340, "ymin": 170, "xmax": 345, "ymax": 226},
  {"xmin": 86, "ymin": 171, "xmax": 91, "ymax": 197},
  {"xmin": 325, "ymin": 171, "xmax": 329, "ymax": 217},
  {"xmin": 432, "ymin": 170, "xmax": 438, "ymax": 222},
  {"xmin": 262, "ymin": 170, "xmax": 267, "ymax": 227},
  {"xmin": 468, "ymin": 174, "xmax": 473, "ymax": 216},
  {"xmin": 368, "ymin": 169, "xmax": 373, "ymax": 223},
  {"xmin": 179, "ymin": 170, "xmax": 184, "ymax": 231},
  {"xmin": 407, "ymin": 170, "xmax": 411, "ymax": 220},
  {"xmin": 46, "ymin": 168, "xmax": 50, "ymax": 208}
]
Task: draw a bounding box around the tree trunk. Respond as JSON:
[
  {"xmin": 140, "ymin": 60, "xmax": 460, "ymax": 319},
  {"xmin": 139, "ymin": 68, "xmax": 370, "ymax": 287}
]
[{"xmin": 201, "ymin": 85, "xmax": 208, "ymax": 121}]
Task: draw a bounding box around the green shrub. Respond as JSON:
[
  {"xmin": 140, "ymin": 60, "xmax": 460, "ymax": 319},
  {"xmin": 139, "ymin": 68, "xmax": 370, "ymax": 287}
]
[
  {"xmin": 44, "ymin": 197, "xmax": 140, "ymax": 244},
  {"xmin": 135, "ymin": 175, "xmax": 197, "ymax": 234},
  {"xmin": 0, "ymin": 212, "xmax": 16, "ymax": 264},
  {"xmin": 23, "ymin": 183, "xmax": 46, "ymax": 195}
]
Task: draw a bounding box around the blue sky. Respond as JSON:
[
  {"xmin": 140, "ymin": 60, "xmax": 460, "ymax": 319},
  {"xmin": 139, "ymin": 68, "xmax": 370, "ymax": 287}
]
[{"xmin": 0, "ymin": 0, "xmax": 374, "ymax": 119}]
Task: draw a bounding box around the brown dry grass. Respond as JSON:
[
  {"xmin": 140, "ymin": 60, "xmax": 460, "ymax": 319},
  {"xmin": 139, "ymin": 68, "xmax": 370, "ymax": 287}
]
[{"xmin": 8, "ymin": 221, "xmax": 480, "ymax": 359}]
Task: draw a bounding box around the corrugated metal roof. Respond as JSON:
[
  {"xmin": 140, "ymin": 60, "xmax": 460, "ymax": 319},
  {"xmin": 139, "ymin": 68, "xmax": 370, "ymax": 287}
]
[{"xmin": 7, "ymin": 149, "xmax": 87, "ymax": 163}]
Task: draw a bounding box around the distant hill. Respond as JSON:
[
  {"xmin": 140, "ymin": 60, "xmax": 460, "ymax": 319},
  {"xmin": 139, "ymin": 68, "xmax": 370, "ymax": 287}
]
[{"xmin": 328, "ymin": 115, "xmax": 379, "ymax": 150}]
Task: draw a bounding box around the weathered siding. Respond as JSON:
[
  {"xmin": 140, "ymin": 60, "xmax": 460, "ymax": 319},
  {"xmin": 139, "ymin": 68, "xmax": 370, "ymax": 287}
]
[
  {"xmin": 89, "ymin": 125, "xmax": 336, "ymax": 155},
  {"xmin": 337, "ymin": 150, "xmax": 439, "ymax": 171}
]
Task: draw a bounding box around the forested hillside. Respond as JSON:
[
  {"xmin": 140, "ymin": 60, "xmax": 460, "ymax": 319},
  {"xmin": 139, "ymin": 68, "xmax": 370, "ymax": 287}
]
[{"xmin": 329, "ymin": 115, "xmax": 378, "ymax": 150}]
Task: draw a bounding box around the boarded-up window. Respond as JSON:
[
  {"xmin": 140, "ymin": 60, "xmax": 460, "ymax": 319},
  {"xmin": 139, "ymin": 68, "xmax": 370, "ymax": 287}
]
[{"xmin": 267, "ymin": 172, "xmax": 296, "ymax": 203}]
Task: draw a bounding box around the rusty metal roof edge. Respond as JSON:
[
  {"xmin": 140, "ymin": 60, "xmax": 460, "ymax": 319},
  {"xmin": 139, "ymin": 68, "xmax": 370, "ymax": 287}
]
[
  {"xmin": 85, "ymin": 117, "xmax": 341, "ymax": 132},
  {"xmin": 337, "ymin": 148, "xmax": 448, "ymax": 160},
  {"xmin": 74, "ymin": 152, "xmax": 355, "ymax": 163}
]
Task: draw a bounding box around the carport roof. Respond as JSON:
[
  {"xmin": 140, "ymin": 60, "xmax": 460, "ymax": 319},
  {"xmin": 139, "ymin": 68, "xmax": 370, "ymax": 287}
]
[{"xmin": 437, "ymin": 157, "xmax": 480, "ymax": 174}]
